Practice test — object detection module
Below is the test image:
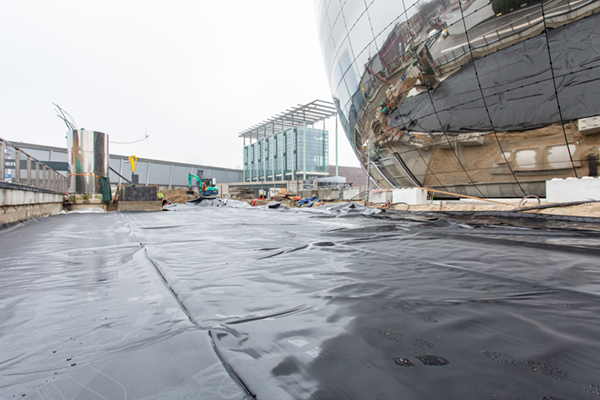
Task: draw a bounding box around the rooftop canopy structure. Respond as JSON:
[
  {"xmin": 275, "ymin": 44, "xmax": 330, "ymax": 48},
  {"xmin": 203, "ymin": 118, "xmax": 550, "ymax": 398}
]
[{"xmin": 238, "ymin": 99, "xmax": 336, "ymax": 142}]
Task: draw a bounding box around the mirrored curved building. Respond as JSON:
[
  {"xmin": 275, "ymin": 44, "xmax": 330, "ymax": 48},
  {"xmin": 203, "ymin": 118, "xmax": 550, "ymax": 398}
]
[{"xmin": 316, "ymin": 0, "xmax": 600, "ymax": 197}]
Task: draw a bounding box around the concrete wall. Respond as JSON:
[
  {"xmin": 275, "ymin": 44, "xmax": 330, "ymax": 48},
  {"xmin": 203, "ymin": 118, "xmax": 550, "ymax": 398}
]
[{"xmin": 1, "ymin": 188, "xmax": 64, "ymax": 224}]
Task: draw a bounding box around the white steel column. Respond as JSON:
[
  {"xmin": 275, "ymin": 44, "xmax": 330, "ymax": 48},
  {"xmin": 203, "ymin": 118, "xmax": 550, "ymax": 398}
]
[
  {"xmin": 145, "ymin": 161, "xmax": 150, "ymax": 186},
  {"xmin": 168, "ymin": 163, "xmax": 173, "ymax": 189},
  {"xmin": 335, "ymin": 116, "xmax": 339, "ymax": 177},
  {"xmin": 291, "ymin": 128, "xmax": 296, "ymax": 181},
  {"xmin": 281, "ymin": 120, "xmax": 285, "ymax": 180},
  {"xmin": 302, "ymin": 121, "xmax": 307, "ymax": 181}
]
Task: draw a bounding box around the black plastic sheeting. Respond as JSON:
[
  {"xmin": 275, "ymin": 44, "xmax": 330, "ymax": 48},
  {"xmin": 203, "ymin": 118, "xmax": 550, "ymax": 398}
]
[
  {"xmin": 389, "ymin": 12, "xmax": 600, "ymax": 133},
  {"xmin": 2, "ymin": 205, "xmax": 600, "ymax": 399}
]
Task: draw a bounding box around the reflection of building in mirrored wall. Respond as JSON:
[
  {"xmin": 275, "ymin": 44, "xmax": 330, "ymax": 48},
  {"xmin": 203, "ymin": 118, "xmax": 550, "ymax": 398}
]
[
  {"xmin": 239, "ymin": 100, "xmax": 337, "ymax": 182},
  {"xmin": 317, "ymin": 0, "xmax": 600, "ymax": 198},
  {"xmin": 328, "ymin": 165, "xmax": 368, "ymax": 187}
]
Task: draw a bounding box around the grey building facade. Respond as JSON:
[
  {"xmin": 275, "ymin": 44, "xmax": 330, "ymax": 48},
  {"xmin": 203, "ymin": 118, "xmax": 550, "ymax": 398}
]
[{"xmin": 11, "ymin": 141, "xmax": 242, "ymax": 188}]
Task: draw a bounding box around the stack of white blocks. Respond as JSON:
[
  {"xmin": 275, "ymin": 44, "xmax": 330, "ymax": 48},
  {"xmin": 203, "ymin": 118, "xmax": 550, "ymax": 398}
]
[{"xmin": 546, "ymin": 177, "xmax": 600, "ymax": 202}]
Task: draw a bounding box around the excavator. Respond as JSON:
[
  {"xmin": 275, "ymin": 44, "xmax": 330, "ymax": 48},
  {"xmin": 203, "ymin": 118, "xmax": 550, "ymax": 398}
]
[{"xmin": 187, "ymin": 173, "xmax": 218, "ymax": 196}]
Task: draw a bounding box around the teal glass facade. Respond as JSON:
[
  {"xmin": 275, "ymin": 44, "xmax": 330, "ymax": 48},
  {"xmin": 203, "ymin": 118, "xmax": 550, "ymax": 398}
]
[{"xmin": 244, "ymin": 127, "xmax": 328, "ymax": 182}]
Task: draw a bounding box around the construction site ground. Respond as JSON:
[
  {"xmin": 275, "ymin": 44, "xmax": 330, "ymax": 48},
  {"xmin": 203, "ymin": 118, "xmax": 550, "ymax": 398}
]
[{"xmin": 160, "ymin": 188, "xmax": 599, "ymax": 218}]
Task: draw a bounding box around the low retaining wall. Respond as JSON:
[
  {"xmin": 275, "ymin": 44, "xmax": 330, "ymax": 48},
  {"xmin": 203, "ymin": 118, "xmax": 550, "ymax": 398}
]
[
  {"xmin": 297, "ymin": 189, "xmax": 341, "ymax": 200},
  {"xmin": 1, "ymin": 186, "xmax": 64, "ymax": 224},
  {"xmin": 118, "ymin": 201, "xmax": 162, "ymax": 211}
]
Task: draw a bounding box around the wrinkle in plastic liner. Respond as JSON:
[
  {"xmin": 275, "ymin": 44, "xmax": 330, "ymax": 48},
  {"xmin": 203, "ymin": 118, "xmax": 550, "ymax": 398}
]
[{"xmin": 1, "ymin": 206, "xmax": 600, "ymax": 399}]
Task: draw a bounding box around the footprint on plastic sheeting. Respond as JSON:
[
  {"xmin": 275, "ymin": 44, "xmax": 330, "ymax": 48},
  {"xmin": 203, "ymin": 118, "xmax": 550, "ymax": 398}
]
[
  {"xmin": 585, "ymin": 384, "xmax": 600, "ymax": 396},
  {"xmin": 415, "ymin": 355, "xmax": 449, "ymax": 366},
  {"xmin": 379, "ymin": 330, "xmax": 404, "ymax": 342},
  {"xmin": 400, "ymin": 307, "xmax": 438, "ymax": 323},
  {"xmin": 543, "ymin": 396, "xmax": 567, "ymax": 400},
  {"xmin": 414, "ymin": 339, "xmax": 433, "ymax": 348},
  {"xmin": 482, "ymin": 351, "xmax": 516, "ymax": 367},
  {"xmin": 393, "ymin": 358, "xmax": 415, "ymax": 367},
  {"xmin": 313, "ymin": 242, "xmax": 335, "ymax": 247},
  {"xmin": 458, "ymin": 283, "xmax": 474, "ymax": 289},
  {"xmin": 526, "ymin": 361, "xmax": 570, "ymax": 380}
]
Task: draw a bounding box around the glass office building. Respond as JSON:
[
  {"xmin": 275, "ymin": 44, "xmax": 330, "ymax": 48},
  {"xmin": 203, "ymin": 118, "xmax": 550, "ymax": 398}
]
[
  {"xmin": 240, "ymin": 100, "xmax": 336, "ymax": 182},
  {"xmin": 316, "ymin": 0, "xmax": 600, "ymax": 197},
  {"xmin": 244, "ymin": 127, "xmax": 329, "ymax": 181}
]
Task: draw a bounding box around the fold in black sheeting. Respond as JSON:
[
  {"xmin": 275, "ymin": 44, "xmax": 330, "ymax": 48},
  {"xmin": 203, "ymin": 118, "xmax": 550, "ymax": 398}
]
[
  {"xmin": 375, "ymin": 208, "xmax": 600, "ymax": 231},
  {"xmin": 2, "ymin": 205, "xmax": 600, "ymax": 399},
  {"xmin": 389, "ymin": 13, "xmax": 600, "ymax": 132}
]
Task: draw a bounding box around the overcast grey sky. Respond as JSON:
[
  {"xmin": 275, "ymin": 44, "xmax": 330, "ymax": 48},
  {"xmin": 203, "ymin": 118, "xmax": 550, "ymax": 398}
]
[{"xmin": 0, "ymin": 1, "xmax": 360, "ymax": 169}]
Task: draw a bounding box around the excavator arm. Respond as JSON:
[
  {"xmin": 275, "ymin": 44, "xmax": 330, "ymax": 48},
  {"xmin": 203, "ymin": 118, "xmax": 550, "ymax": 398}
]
[{"xmin": 187, "ymin": 173, "xmax": 200, "ymax": 194}]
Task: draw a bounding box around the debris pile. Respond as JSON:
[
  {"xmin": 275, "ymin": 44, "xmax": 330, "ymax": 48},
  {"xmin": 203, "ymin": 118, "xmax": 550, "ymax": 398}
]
[
  {"xmin": 228, "ymin": 187, "xmax": 254, "ymax": 199},
  {"xmin": 161, "ymin": 188, "xmax": 197, "ymax": 204}
]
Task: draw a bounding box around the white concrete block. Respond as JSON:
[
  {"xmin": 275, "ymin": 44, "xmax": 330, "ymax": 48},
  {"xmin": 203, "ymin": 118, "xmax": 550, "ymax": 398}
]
[
  {"xmin": 579, "ymin": 116, "xmax": 600, "ymax": 136},
  {"xmin": 392, "ymin": 188, "xmax": 428, "ymax": 205},
  {"xmin": 317, "ymin": 189, "xmax": 340, "ymax": 200},
  {"xmin": 457, "ymin": 134, "xmax": 485, "ymax": 146},
  {"xmin": 546, "ymin": 177, "xmax": 600, "ymax": 202},
  {"xmin": 369, "ymin": 190, "xmax": 393, "ymax": 204},
  {"xmin": 343, "ymin": 187, "xmax": 362, "ymax": 201}
]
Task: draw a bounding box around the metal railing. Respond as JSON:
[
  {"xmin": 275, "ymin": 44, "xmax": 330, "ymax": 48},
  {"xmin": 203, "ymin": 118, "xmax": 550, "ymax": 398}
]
[{"xmin": 0, "ymin": 137, "xmax": 69, "ymax": 193}]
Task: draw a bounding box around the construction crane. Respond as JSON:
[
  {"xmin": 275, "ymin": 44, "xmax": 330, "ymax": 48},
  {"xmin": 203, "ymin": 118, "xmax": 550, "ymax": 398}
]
[{"xmin": 187, "ymin": 173, "xmax": 218, "ymax": 196}]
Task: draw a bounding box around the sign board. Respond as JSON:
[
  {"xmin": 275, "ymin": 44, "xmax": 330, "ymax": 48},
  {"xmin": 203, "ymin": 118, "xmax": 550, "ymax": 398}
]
[
  {"xmin": 4, "ymin": 160, "xmax": 16, "ymax": 168},
  {"xmin": 129, "ymin": 155, "xmax": 137, "ymax": 173},
  {"xmin": 5, "ymin": 174, "xmax": 11, "ymax": 179}
]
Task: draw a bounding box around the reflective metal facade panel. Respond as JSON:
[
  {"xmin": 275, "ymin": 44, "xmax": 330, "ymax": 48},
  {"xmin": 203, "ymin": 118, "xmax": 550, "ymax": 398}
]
[
  {"xmin": 317, "ymin": 0, "xmax": 600, "ymax": 197},
  {"xmin": 67, "ymin": 130, "xmax": 109, "ymax": 194}
]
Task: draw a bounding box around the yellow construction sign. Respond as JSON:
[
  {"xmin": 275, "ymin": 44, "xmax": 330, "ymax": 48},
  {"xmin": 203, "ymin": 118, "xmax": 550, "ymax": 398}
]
[{"xmin": 129, "ymin": 155, "xmax": 137, "ymax": 173}]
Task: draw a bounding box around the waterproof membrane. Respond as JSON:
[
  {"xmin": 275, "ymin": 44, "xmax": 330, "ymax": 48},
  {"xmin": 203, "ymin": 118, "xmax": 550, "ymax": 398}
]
[{"xmin": 1, "ymin": 205, "xmax": 600, "ymax": 399}]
